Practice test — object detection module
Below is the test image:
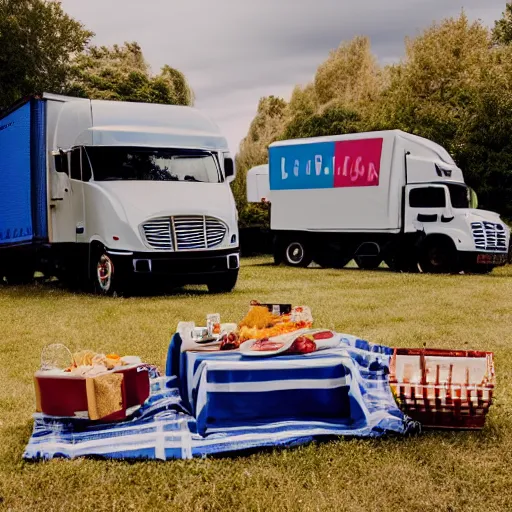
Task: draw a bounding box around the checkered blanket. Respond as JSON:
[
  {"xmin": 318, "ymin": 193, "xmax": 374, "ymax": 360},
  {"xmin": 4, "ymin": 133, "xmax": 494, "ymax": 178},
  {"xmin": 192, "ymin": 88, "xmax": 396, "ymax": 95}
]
[{"xmin": 23, "ymin": 334, "xmax": 418, "ymax": 461}]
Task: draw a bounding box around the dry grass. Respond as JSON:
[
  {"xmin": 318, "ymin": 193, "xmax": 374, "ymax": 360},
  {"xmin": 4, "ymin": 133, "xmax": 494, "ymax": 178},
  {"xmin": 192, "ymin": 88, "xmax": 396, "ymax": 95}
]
[{"xmin": 0, "ymin": 258, "xmax": 511, "ymax": 512}]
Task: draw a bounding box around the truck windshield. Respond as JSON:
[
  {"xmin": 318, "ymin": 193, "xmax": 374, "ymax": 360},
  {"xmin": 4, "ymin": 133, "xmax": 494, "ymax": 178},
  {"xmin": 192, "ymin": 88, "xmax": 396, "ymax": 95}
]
[
  {"xmin": 84, "ymin": 147, "xmax": 222, "ymax": 183},
  {"xmin": 442, "ymin": 183, "xmax": 471, "ymax": 209}
]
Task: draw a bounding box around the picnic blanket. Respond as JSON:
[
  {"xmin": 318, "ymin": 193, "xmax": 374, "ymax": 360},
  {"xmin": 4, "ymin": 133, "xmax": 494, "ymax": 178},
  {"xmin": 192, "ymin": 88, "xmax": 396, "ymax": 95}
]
[{"xmin": 23, "ymin": 334, "xmax": 419, "ymax": 461}]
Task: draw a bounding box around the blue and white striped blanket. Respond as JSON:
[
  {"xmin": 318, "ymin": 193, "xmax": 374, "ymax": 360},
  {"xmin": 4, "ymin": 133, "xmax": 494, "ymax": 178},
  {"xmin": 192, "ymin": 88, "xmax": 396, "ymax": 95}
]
[{"xmin": 23, "ymin": 333, "xmax": 417, "ymax": 461}]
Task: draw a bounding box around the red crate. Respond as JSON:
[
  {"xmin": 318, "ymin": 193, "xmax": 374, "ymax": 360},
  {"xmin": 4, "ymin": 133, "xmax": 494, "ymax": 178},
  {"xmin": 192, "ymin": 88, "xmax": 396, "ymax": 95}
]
[
  {"xmin": 34, "ymin": 364, "xmax": 150, "ymax": 422},
  {"xmin": 389, "ymin": 348, "xmax": 495, "ymax": 430}
]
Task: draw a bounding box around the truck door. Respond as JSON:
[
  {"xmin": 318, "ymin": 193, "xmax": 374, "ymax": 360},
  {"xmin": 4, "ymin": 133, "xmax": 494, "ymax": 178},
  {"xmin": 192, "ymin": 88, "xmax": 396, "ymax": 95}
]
[
  {"xmin": 69, "ymin": 147, "xmax": 87, "ymax": 244},
  {"xmin": 404, "ymin": 184, "xmax": 453, "ymax": 234},
  {"xmin": 49, "ymin": 151, "xmax": 75, "ymax": 242}
]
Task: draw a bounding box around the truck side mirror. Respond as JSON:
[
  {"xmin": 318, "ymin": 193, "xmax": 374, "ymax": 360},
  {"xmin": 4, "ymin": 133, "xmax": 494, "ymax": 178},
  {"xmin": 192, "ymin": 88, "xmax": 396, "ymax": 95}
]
[{"xmin": 224, "ymin": 154, "xmax": 236, "ymax": 182}]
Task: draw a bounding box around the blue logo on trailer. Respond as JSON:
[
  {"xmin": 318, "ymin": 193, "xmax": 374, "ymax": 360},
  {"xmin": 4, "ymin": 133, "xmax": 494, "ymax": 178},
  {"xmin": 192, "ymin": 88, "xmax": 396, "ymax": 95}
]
[
  {"xmin": 269, "ymin": 142, "xmax": 335, "ymax": 190},
  {"xmin": 0, "ymin": 102, "xmax": 33, "ymax": 244}
]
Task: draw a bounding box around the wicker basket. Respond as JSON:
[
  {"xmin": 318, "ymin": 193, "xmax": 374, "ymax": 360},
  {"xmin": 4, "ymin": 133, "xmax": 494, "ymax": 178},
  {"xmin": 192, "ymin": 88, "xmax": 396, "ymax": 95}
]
[{"xmin": 389, "ymin": 347, "xmax": 495, "ymax": 430}]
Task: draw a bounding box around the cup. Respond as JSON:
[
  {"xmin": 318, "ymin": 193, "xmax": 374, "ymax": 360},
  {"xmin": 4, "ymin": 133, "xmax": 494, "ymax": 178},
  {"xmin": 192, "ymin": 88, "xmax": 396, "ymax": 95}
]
[
  {"xmin": 177, "ymin": 322, "xmax": 195, "ymax": 341},
  {"xmin": 207, "ymin": 314, "xmax": 221, "ymax": 336}
]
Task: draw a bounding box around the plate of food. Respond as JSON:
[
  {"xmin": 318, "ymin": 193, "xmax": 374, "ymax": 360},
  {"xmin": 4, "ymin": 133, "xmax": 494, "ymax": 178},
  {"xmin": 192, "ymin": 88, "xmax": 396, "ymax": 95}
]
[{"xmin": 239, "ymin": 329, "xmax": 339, "ymax": 357}]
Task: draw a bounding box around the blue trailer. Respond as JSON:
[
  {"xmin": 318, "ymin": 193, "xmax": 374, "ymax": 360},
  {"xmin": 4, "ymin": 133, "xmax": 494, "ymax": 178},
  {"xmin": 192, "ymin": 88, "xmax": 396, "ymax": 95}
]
[{"xmin": 0, "ymin": 97, "xmax": 48, "ymax": 283}]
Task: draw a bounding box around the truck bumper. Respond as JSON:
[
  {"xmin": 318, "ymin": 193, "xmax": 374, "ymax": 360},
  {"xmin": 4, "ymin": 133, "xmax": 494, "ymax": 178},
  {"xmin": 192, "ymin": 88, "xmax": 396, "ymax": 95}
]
[
  {"xmin": 106, "ymin": 247, "xmax": 240, "ymax": 283},
  {"xmin": 459, "ymin": 251, "xmax": 510, "ymax": 267}
]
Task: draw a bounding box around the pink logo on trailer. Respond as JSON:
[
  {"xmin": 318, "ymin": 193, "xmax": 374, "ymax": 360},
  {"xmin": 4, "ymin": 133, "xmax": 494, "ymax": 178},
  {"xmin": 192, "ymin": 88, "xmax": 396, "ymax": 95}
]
[{"xmin": 333, "ymin": 138, "xmax": 383, "ymax": 188}]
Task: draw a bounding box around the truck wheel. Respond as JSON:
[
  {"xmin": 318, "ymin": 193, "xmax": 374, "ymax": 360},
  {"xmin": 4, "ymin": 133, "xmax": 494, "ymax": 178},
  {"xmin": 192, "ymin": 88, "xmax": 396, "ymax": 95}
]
[
  {"xmin": 93, "ymin": 250, "xmax": 119, "ymax": 296},
  {"xmin": 207, "ymin": 271, "xmax": 239, "ymax": 293},
  {"xmin": 315, "ymin": 253, "xmax": 351, "ymax": 269},
  {"xmin": 418, "ymin": 239, "xmax": 458, "ymax": 274},
  {"xmin": 355, "ymin": 255, "xmax": 382, "ymax": 270},
  {"xmin": 314, "ymin": 242, "xmax": 351, "ymax": 269},
  {"xmin": 384, "ymin": 251, "xmax": 419, "ymax": 273},
  {"xmin": 283, "ymin": 240, "xmax": 313, "ymax": 268}
]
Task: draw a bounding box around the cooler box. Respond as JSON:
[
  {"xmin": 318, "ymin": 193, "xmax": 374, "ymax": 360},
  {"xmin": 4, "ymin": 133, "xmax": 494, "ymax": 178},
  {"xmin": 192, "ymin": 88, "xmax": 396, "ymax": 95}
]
[{"xmin": 34, "ymin": 364, "xmax": 151, "ymax": 422}]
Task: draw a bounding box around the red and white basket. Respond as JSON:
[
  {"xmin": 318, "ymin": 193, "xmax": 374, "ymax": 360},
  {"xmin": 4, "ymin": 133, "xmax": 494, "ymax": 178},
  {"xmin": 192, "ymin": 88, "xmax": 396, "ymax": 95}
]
[{"xmin": 389, "ymin": 347, "xmax": 495, "ymax": 430}]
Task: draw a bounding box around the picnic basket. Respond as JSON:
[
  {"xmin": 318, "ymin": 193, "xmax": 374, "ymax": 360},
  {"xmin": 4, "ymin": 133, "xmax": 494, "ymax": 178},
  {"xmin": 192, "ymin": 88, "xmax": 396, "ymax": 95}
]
[{"xmin": 389, "ymin": 347, "xmax": 495, "ymax": 429}]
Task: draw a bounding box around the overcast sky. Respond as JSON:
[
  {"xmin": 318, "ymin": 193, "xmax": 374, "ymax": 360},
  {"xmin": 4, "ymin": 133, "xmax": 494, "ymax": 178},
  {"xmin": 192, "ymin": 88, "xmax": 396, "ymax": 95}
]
[{"xmin": 60, "ymin": 0, "xmax": 507, "ymax": 154}]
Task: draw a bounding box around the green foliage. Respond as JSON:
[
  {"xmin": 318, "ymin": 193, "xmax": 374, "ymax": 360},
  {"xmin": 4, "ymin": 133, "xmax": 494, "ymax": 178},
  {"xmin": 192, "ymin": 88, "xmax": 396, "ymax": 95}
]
[
  {"xmin": 0, "ymin": 0, "xmax": 93, "ymax": 109},
  {"xmin": 313, "ymin": 36, "xmax": 382, "ymax": 107},
  {"xmin": 237, "ymin": 202, "xmax": 270, "ymax": 230},
  {"xmin": 374, "ymin": 14, "xmax": 512, "ymax": 217},
  {"xmin": 493, "ymin": 2, "xmax": 512, "ymax": 45},
  {"xmin": 66, "ymin": 42, "xmax": 193, "ymax": 106},
  {"xmin": 284, "ymin": 106, "xmax": 362, "ymax": 139},
  {"xmin": 232, "ymin": 96, "xmax": 287, "ymax": 227},
  {"xmin": 0, "ymin": 2, "xmax": 193, "ymax": 111}
]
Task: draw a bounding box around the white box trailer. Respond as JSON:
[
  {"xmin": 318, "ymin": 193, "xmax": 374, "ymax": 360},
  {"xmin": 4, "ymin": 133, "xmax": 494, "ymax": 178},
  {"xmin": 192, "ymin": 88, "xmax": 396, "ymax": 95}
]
[
  {"xmin": 0, "ymin": 93, "xmax": 240, "ymax": 294},
  {"xmin": 247, "ymin": 130, "xmax": 511, "ymax": 273},
  {"xmin": 246, "ymin": 164, "xmax": 270, "ymax": 203}
]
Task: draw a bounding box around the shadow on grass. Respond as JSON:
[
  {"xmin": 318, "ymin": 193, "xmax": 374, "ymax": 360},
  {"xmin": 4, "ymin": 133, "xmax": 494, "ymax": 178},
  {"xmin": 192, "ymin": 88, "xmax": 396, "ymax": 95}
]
[
  {"xmin": 0, "ymin": 278, "xmax": 214, "ymax": 299},
  {"xmin": 247, "ymin": 261, "xmax": 512, "ymax": 277}
]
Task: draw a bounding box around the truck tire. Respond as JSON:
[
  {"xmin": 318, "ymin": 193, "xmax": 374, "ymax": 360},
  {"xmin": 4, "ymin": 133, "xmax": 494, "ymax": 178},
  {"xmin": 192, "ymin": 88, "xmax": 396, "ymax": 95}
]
[
  {"xmin": 384, "ymin": 248, "xmax": 420, "ymax": 273},
  {"xmin": 283, "ymin": 240, "xmax": 313, "ymax": 268},
  {"xmin": 418, "ymin": 238, "xmax": 458, "ymax": 274},
  {"xmin": 354, "ymin": 255, "xmax": 382, "ymax": 270},
  {"xmin": 314, "ymin": 242, "xmax": 351, "ymax": 269},
  {"xmin": 92, "ymin": 249, "xmax": 120, "ymax": 296},
  {"xmin": 207, "ymin": 270, "xmax": 239, "ymax": 293},
  {"xmin": 315, "ymin": 254, "xmax": 351, "ymax": 269},
  {"xmin": 384, "ymin": 257, "xmax": 413, "ymax": 273}
]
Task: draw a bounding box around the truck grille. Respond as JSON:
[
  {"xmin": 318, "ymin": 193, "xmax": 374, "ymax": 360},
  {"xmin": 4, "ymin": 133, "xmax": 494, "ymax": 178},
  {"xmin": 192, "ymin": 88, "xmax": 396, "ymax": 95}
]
[
  {"xmin": 141, "ymin": 216, "xmax": 227, "ymax": 251},
  {"xmin": 471, "ymin": 222, "xmax": 508, "ymax": 252}
]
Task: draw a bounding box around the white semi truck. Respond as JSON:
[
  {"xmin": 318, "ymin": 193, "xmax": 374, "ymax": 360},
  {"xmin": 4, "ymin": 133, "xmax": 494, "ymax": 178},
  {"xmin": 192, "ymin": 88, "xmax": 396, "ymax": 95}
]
[
  {"xmin": 0, "ymin": 93, "xmax": 240, "ymax": 294},
  {"xmin": 247, "ymin": 130, "xmax": 511, "ymax": 273}
]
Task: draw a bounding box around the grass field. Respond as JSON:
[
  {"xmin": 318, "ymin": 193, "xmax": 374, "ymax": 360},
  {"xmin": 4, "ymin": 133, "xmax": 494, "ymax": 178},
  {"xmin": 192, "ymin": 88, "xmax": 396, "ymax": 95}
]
[{"xmin": 1, "ymin": 257, "xmax": 511, "ymax": 512}]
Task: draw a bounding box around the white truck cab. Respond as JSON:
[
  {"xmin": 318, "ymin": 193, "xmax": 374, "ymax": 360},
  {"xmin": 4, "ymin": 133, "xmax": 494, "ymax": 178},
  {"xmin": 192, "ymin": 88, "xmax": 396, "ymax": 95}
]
[
  {"xmin": 247, "ymin": 130, "xmax": 510, "ymax": 273},
  {"xmin": 0, "ymin": 93, "xmax": 240, "ymax": 293}
]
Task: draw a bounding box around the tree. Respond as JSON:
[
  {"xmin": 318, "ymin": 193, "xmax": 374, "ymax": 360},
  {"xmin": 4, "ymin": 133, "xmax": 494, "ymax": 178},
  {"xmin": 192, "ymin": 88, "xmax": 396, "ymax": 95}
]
[
  {"xmin": 66, "ymin": 42, "xmax": 194, "ymax": 106},
  {"xmin": 493, "ymin": 2, "xmax": 512, "ymax": 45},
  {"xmin": 0, "ymin": 0, "xmax": 93, "ymax": 109},
  {"xmin": 372, "ymin": 14, "xmax": 490, "ymax": 143},
  {"xmin": 314, "ymin": 36, "xmax": 382, "ymax": 108},
  {"xmin": 372, "ymin": 13, "xmax": 512, "ymax": 218},
  {"xmin": 284, "ymin": 105, "xmax": 362, "ymax": 139},
  {"xmin": 283, "ymin": 37, "xmax": 381, "ymax": 143},
  {"xmin": 232, "ymin": 95, "xmax": 287, "ymax": 225},
  {"xmin": 453, "ymin": 44, "xmax": 512, "ymax": 219}
]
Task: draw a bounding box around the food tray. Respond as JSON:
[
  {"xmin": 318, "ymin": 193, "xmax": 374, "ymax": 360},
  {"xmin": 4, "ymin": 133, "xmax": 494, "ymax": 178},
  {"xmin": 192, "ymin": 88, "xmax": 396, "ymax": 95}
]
[{"xmin": 389, "ymin": 347, "xmax": 495, "ymax": 429}]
